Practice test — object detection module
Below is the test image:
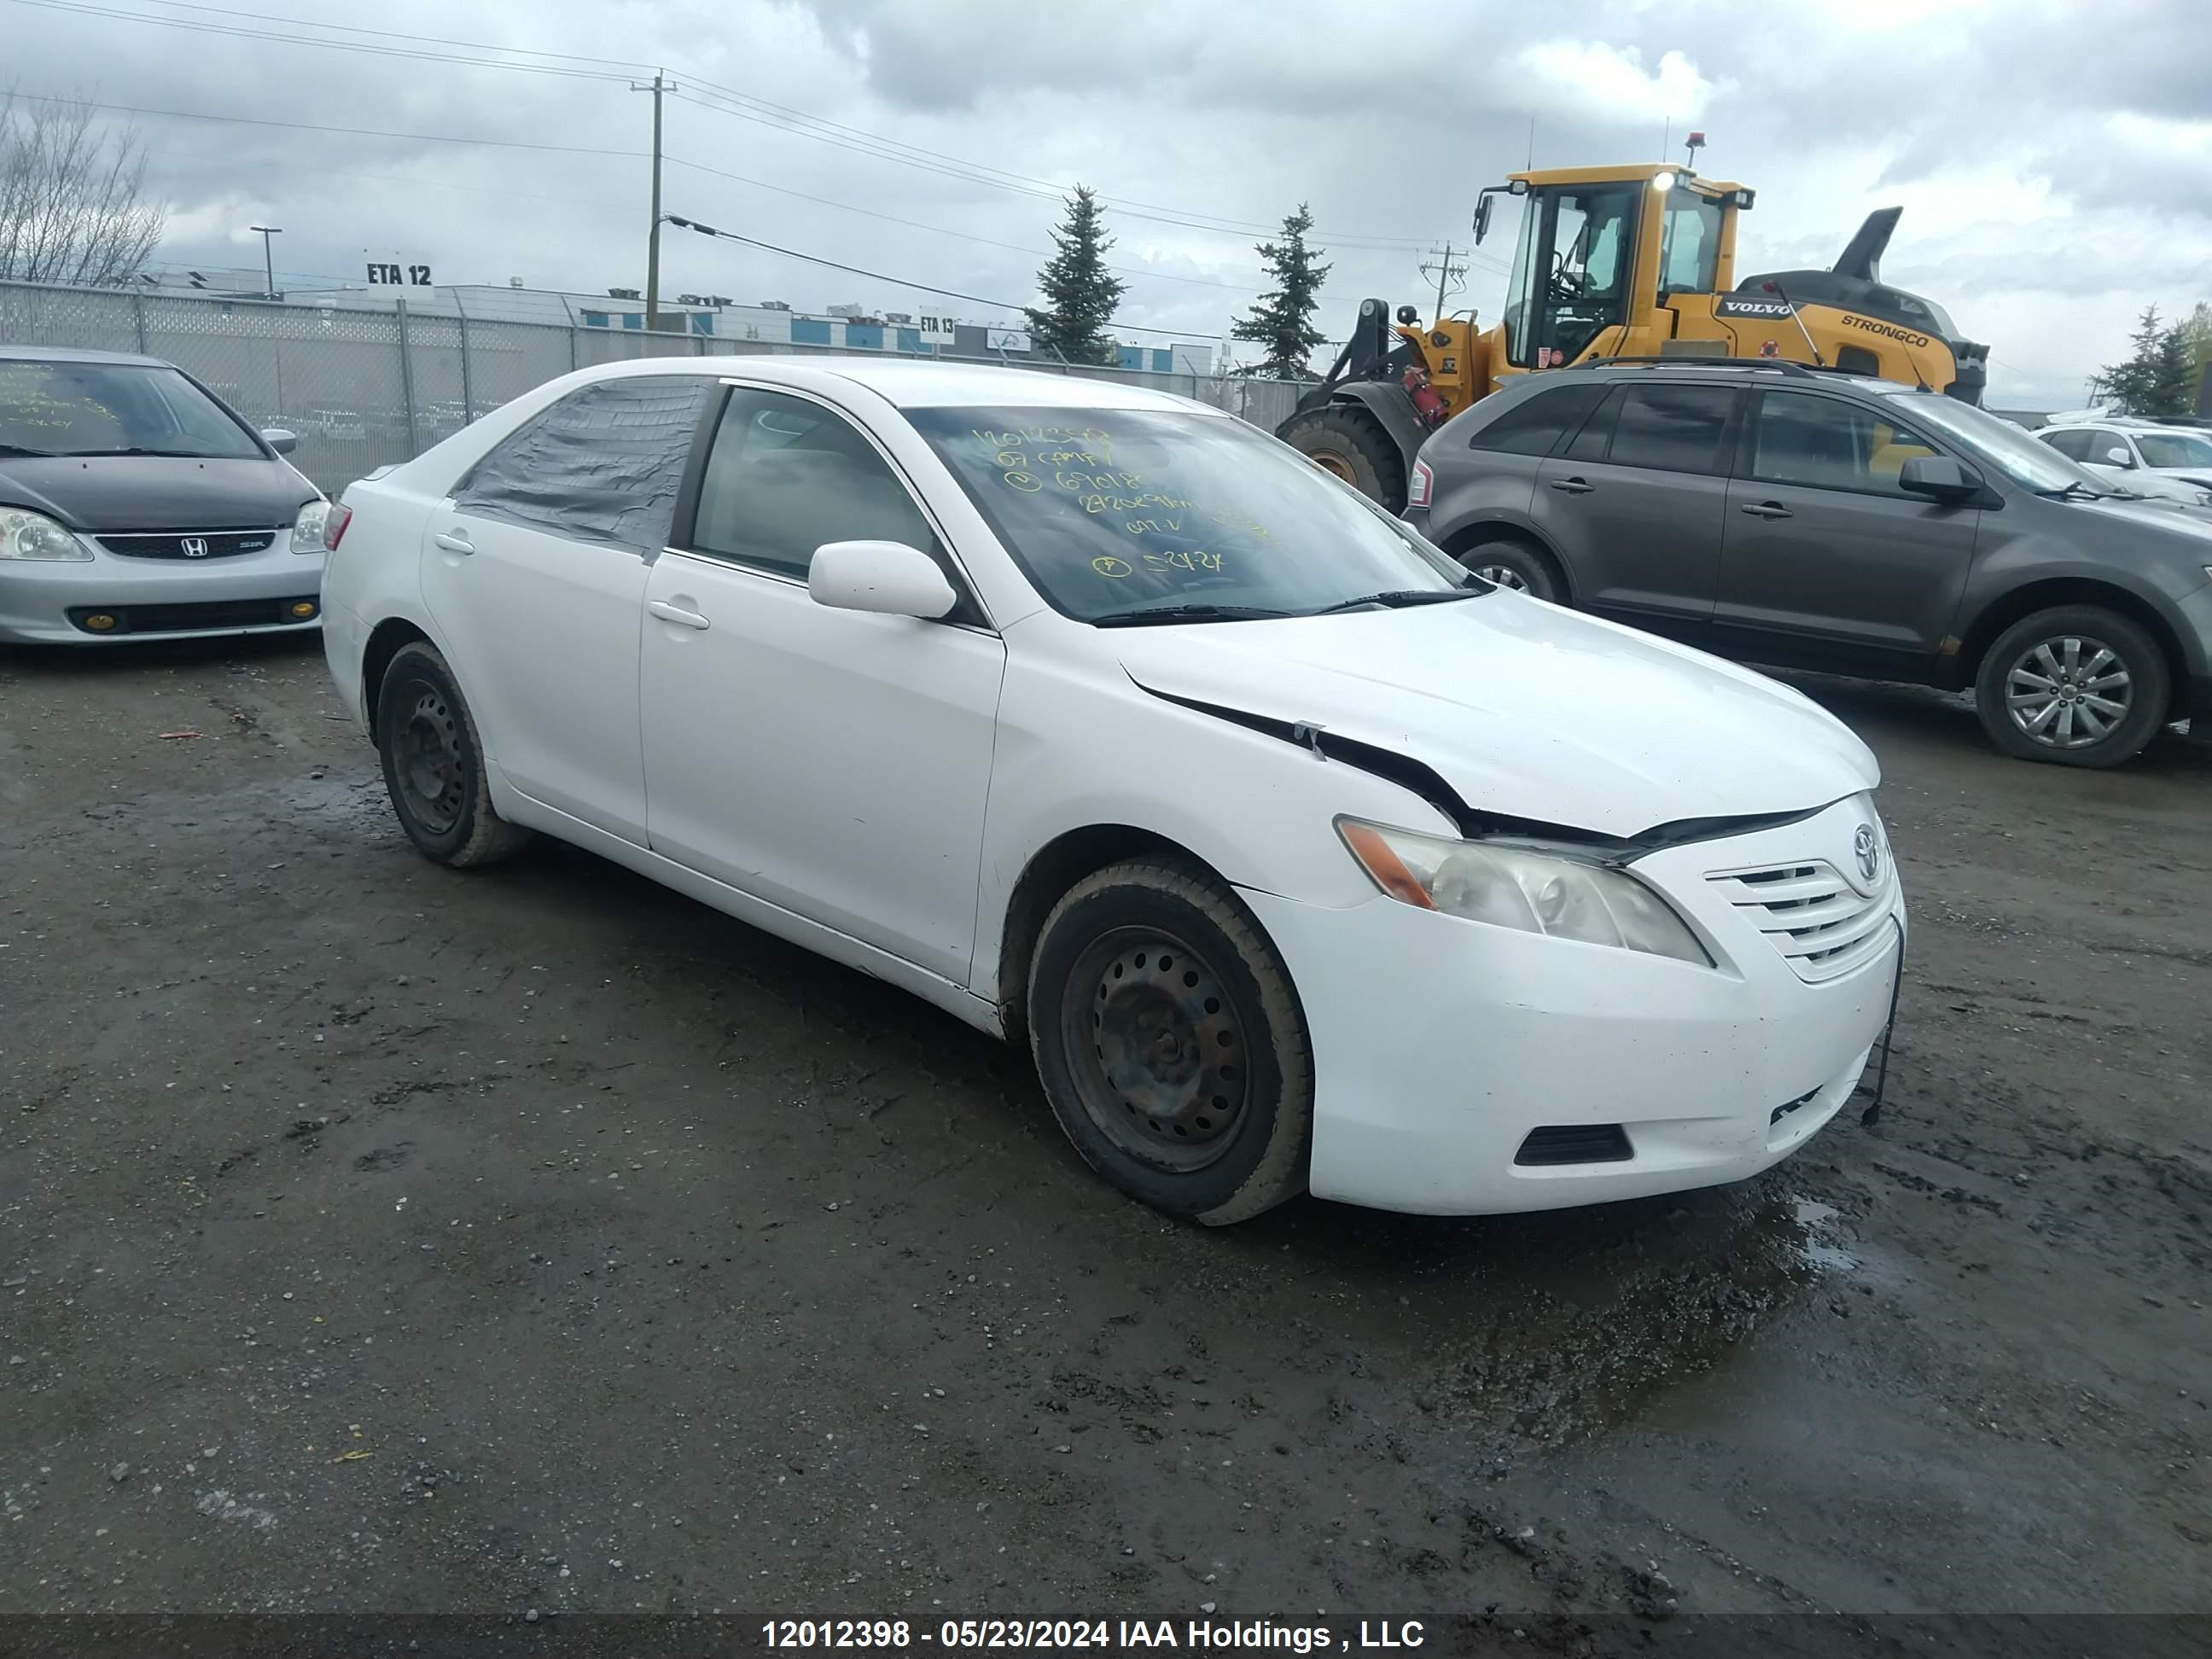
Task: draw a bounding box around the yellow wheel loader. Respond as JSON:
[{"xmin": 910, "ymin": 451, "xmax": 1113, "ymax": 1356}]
[{"xmin": 1281, "ymin": 159, "xmax": 1990, "ymax": 511}]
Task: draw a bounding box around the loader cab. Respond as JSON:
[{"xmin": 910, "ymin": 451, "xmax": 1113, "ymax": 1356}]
[{"xmin": 1484, "ymin": 166, "xmax": 1749, "ymax": 381}]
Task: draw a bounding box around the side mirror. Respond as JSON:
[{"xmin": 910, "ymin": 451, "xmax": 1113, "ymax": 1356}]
[
  {"xmin": 1473, "ymin": 193, "xmax": 1495, "ymax": 246},
  {"xmin": 808, "ymin": 539, "xmax": 958, "ymax": 620},
  {"xmin": 2104, "ymin": 445, "xmax": 2134, "ymax": 468},
  {"xmin": 1898, "ymin": 455, "xmax": 1982, "ymax": 502},
  {"xmin": 260, "ymin": 428, "xmax": 299, "ymax": 455}
]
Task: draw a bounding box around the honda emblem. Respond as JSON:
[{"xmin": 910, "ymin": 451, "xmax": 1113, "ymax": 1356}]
[{"xmin": 180, "ymin": 537, "xmax": 210, "ymax": 558}]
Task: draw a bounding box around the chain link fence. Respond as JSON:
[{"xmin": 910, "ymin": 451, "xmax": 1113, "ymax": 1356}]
[{"xmin": 0, "ymin": 278, "xmax": 1313, "ymax": 494}]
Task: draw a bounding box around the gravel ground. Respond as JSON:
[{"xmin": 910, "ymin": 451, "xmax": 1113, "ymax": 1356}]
[{"xmin": 0, "ymin": 634, "xmax": 2206, "ymax": 1621}]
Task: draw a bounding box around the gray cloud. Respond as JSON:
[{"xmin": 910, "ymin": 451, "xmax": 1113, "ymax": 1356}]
[{"xmin": 5, "ymin": 0, "xmax": 2207, "ymax": 406}]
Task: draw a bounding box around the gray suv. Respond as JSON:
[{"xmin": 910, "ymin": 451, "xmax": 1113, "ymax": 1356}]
[{"xmin": 1404, "ymin": 359, "xmax": 2212, "ymax": 768}]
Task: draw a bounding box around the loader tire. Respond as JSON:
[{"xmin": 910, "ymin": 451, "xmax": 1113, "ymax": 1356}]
[{"xmin": 1278, "ymin": 405, "xmax": 1406, "ymax": 512}]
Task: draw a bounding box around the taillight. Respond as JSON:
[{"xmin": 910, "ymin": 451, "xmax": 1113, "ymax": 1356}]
[
  {"xmin": 325, "ymin": 502, "xmax": 353, "ymax": 550},
  {"xmin": 1407, "ymin": 458, "xmax": 1434, "ymax": 510}
]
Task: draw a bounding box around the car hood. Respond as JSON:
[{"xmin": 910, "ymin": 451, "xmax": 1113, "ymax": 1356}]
[
  {"xmin": 2062, "ymin": 489, "xmax": 2212, "ymax": 539},
  {"xmin": 0, "ymin": 455, "xmax": 317, "ymax": 530},
  {"xmin": 1110, "ymin": 595, "xmax": 1878, "ymax": 837}
]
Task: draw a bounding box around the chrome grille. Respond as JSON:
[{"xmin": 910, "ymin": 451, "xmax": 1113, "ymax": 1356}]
[{"xmin": 1707, "ymin": 859, "xmax": 1896, "ymax": 983}]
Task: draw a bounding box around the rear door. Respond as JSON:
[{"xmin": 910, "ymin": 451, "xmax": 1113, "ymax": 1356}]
[
  {"xmin": 417, "ymin": 375, "xmax": 715, "ymax": 845},
  {"xmin": 1531, "ymin": 380, "xmax": 1743, "ymax": 642},
  {"xmin": 1714, "ymin": 387, "xmax": 1976, "ymax": 677}
]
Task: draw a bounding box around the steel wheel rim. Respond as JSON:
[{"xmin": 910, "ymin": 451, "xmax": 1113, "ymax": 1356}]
[
  {"xmin": 1061, "ymin": 925, "xmax": 1249, "ymax": 1173},
  {"xmin": 1307, "ymin": 451, "xmax": 1357, "ymax": 484},
  {"xmin": 396, "ymin": 681, "xmax": 466, "ymax": 833},
  {"xmin": 2004, "ymin": 634, "xmax": 2132, "ymax": 749},
  {"xmin": 1474, "ymin": 562, "xmax": 1533, "ymax": 591}
]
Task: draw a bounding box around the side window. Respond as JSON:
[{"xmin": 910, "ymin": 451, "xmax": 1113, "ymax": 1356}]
[
  {"xmin": 1749, "ymin": 392, "xmax": 1930, "ymax": 496},
  {"xmin": 454, "ymin": 375, "xmax": 713, "ymax": 551},
  {"xmin": 1604, "ymin": 385, "xmax": 1739, "ymax": 475},
  {"xmin": 2086, "ymin": 429, "xmax": 2133, "ymax": 468},
  {"xmin": 1467, "ymin": 383, "xmax": 1609, "ymax": 457},
  {"xmin": 690, "ymin": 387, "xmax": 942, "ymax": 580},
  {"xmin": 1562, "ymin": 385, "xmax": 1624, "ymax": 463},
  {"xmin": 2040, "ymin": 428, "xmax": 2092, "ymax": 462}
]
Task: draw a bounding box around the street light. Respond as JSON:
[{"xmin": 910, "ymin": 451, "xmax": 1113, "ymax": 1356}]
[{"xmin": 249, "ymin": 225, "xmax": 282, "ymax": 300}]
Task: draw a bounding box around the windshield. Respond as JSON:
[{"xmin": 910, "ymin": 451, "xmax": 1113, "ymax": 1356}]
[
  {"xmin": 2136, "ymin": 430, "xmax": 2212, "ymax": 469},
  {"xmin": 1882, "ymin": 392, "xmax": 2108, "ymax": 492},
  {"xmin": 0, "ymin": 359, "xmax": 264, "ymax": 459},
  {"xmin": 909, "ymin": 406, "xmax": 1469, "ymax": 621}
]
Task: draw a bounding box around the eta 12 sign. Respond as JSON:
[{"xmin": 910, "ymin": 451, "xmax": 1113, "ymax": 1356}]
[{"xmin": 365, "ymin": 261, "xmax": 433, "ymax": 286}]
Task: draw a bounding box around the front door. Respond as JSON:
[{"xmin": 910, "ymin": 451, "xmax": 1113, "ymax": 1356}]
[
  {"xmin": 1531, "ymin": 380, "xmax": 1742, "ymax": 643},
  {"xmin": 1714, "ymin": 387, "xmax": 1978, "ymax": 676},
  {"xmin": 639, "ymin": 385, "xmax": 1005, "ymax": 982}
]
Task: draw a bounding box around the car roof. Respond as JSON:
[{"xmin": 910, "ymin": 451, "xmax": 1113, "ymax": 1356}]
[
  {"xmin": 0, "ymin": 343, "xmax": 173, "ymax": 368},
  {"xmin": 1565, "ymin": 361, "xmax": 1922, "ymax": 398},
  {"xmin": 568, "ymin": 352, "xmax": 1214, "ymax": 414}
]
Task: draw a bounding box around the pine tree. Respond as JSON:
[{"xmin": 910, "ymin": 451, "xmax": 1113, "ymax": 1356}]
[
  {"xmin": 2098, "ymin": 306, "xmax": 2166, "ymax": 415},
  {"xmin": 1023, "ymin": 186, "xmax": 1126, "ymax": 367},
  {"xmin": 2184, "ymin": 301, "xmax": 2212, "ymax": 414},
  {"xmin": 1230, "ymin": 205, "xmax": 1332, "ymax": 381},
  {"xmin": 2147, "ymin": 326, "xmax": 2192, "ymax": 416}
]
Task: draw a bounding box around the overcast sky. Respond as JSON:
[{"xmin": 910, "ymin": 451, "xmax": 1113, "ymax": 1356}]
[{"xmin": 9, "ymin": 0, "xmax": 2209, "ymax": 405}]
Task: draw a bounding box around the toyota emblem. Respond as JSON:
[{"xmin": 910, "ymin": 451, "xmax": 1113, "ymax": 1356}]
[
  {"xmin": 1854, "ymin": 823, "xmax": 1881, "ymax": 883},
  {"xmin": 180, "ymin": 537, "xmax": 210, "ymax": 558}
]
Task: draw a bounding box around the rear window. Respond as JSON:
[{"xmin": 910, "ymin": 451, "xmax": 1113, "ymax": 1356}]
[{"xmin": 1466, "ymin": 383, "xmax": 1608, "ymax": 457}]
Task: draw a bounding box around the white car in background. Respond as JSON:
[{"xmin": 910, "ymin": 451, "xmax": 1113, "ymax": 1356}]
[
  {"xmin": 317, "ymin": 358, "xmax": 1901, "ymax": 1224},
  {"xmin": 2037, "ymin": 417, "xmax": 2212, "ymax": 507}
]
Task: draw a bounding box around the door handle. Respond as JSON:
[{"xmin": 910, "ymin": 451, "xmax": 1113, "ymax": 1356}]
[
  {"xmin": 1739, "ymin": 502, "xmax": 1793, "ymax": 521},
  {"xmin": 648, "ymin": 599, "xmax": 711, "ymax": 631},
  {"xmin": 433, "ymin": 530, "xmax": 474, "ymax": 555},
  {"xmin": 1549, "ymin": 477, "xmax": 1596, "ymax": 495}
]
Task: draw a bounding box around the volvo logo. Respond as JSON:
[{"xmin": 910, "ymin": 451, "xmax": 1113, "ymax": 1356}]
[
  {"xmin": 1854, "ymin": 823, "xmax": 1882, "ymax": 883},
  {"xmin": 180, "ymin": 537, "xmax": 211, "ymax": 559}
]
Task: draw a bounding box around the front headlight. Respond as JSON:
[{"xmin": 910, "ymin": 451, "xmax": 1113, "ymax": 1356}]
[
  {"xmin": 0, "ymin": 506, "xmax": 93, "ymax": 562},
  {"xmin": 1336, "ymin": 817, "xmax": 1712, "ymax": 965},
  {"xmin": 293, "ymin": 499, "xmax": 331, "ymax": 552}
]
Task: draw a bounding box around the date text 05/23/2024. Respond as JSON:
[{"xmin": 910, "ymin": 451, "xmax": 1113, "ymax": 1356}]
[{"xmin": 760, "ymin": 1621, "xmax": 1429, "ymax": 1652}]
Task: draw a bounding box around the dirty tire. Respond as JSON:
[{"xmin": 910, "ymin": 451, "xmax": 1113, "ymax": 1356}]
[
  {"xmin": 1457, "ymin": 537, "xmax": 1563, "ymax": 602},
  {"xmin": 1973, "ymin": 605, "xmax": 2168, "ymax": 769},
  {"xmin": 1278, "ymin": 405, "xmax": 1406, "ymax": 511},
  {"xmin": 374, "ymin": 641, "xmax": 533, "ymax": 867},
  {"xmin": 1027, "ymin": 859, "xmax": 1313, "ymax": 1225}
]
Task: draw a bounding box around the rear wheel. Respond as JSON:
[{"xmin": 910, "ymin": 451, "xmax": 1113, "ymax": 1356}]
[
  {"xmin": 1027, "ymin": 859, "xmax": 1312, "ymax": 1225},
  {"xmin": 1455, "ymin": 537, "xmax": 1562, "ymax": 602},
  {"xmin": 1973, "ymin": 605, "xmax": 2169, "ymax": 768},
  {"xmin": 1278, "ymin": 405, "xmax": 1406, "ymax": 510},
  {"xmin": 375, "ymin": 642, "xmax": 533, "ymax": 866}
]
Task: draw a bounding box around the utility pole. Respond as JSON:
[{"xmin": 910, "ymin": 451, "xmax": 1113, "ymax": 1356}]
[
  {"xmin": 631, "ymin": 72, "xmax": 674, "ymax": 333},
  {"xmin": 249, "ymin": 224, "xmax": 281, "ymax": 300},
  {"xmin": 1417, "ymin": 243, "xmax": 1467, "ymax": 322}
]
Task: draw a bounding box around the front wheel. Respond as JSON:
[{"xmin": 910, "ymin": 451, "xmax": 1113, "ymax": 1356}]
[
  {"xmin": 1277, "ymin": 405, "xmax": 1406, "ymax": 511},
  {"xmin": 1973, "ymin": 605, "xmax": 2169, "ymax": 768},
  {"xmin": 1027, "ymin": 860, "xmax": 1313, "ymax": 1225}
]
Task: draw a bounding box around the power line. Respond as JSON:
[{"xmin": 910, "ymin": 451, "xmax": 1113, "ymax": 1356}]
[
  {"xmin": 660, "ymin": 215, "xmax": 1220, "ymax": 341},
  {"xmin": 8, "ymin": 0, "xmax": 1440, "ymax": 252},
  {"xmin": 664, "ymin": 154, "xmax": 1258, "ymax": 294},
  {"xmin": 8, "ymin": 90, "xmax": 648, "ymax": 159}
]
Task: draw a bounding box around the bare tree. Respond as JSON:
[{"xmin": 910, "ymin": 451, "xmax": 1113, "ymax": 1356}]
[{"xmin": 0, "ymin": 90, "xmax": 165, "ymax": 287}]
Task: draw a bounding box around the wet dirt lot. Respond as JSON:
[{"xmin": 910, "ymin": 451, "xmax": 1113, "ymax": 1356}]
[{"xmin": 1, "ymin": 635, "xmax": 2206, "ymax": 1623}]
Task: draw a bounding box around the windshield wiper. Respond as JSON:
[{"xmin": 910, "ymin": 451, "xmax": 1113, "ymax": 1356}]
[
  {"xmin": 1308, "ymin": 587, "xmax": 1481, "ymax": 615},
  {"xmin": 2037, "ymin": 481, "xmax": 2115, "ymax": 501},
  {"xmin": 0, "ymin": 443, "xmax": 55, "ymax": 457},
  {"xmin": 1087, "ymin": 603, "xmax": 1294, "ymax": 627},
  {"xmin": 100, "ymin": 447, "xmax": 223, "ymax": 459}
]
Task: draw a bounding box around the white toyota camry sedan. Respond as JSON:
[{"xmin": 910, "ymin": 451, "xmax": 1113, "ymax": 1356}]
[{"xmin": 319, "ymin": 358, "xmax": 1903, "ymax": 1224}]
